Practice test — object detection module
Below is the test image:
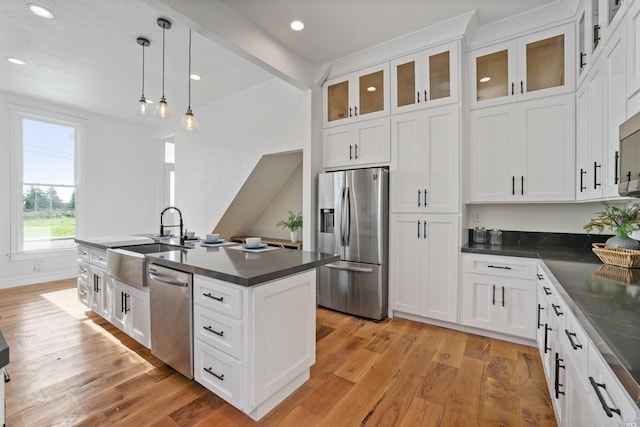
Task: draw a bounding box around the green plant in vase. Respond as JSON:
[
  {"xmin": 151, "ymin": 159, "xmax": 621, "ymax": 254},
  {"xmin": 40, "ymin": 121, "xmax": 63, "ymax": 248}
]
[
  {"xmin": 583, "ymin": 202, "xmax": 640, "ymax": 249},
  {"xmin": 277, "ymin": 211, "xmax": 302, "ymax": 242}
]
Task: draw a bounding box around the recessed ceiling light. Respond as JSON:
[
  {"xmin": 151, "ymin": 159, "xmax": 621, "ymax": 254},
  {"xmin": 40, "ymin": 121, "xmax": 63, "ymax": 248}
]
[
  {"xmin": 27, "ymin": 3, "xmax": 54, "ymax": 19},
  {"xmin": 479, "ymin": 76, "xmax": 491, "ymax": 83},
  {"xmin": 290, "ymin": 20, "xmax": 304, "ymax": 31},
  {"xmin": 190, "ymin": 74, "xmax": 201, "ymax": 81},
  {"xmin": 7, "ymin": 58, "xmax": 26, "ymax": 65},
  {"xmin": 367, "ymin": 86, "xmax": 376, "ymax": 92}
]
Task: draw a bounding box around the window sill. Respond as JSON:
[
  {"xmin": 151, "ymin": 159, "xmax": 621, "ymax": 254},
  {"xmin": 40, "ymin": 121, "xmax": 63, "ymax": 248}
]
[{"xmin": 9, "ymin": 248, "xmax": 76, "ymax": 262}]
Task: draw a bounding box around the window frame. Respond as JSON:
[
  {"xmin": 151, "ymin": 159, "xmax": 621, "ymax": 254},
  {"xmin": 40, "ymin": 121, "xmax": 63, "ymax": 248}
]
[{"xmin": 9, "ymin": 104, "xmax": 85, "ymax": 260}]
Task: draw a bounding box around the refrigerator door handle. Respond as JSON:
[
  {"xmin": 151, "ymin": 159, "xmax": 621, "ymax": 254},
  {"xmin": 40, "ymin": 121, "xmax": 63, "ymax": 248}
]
[
  {"xmin": 340, "ymin": 187, "xmax": 347, "ymax": 246},
  {"xmin": 325, "ymin": 263, "xmax": 374, "ymax": 273},
  {"xmin": 344, "ymin": 186, "xmax": 351, "ymax": 246}
]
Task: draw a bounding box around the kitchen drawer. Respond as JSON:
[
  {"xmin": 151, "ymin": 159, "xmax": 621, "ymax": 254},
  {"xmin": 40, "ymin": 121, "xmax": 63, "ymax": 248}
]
[
  {"xmin": 194, "ymin": 304, "xmax": 243, "ymax": 360},
  {"xmin": 77, "ymin": 245, "xmax": 90, "ymax": 263},
  {"xmin": 78, "ymin": 261, "xmax": 90, "ymax": 282},
  {"xmin": 587, "ymin": 343, "xmax": 640, "ymax": 425},
  {"xmin": 462, "ymin": 254, "xmax": 537, "ymax": 279},
  {"xmin": 194, "ymin": 340, "xmax": 243, "ymax": 410},
  {"xmin": 562, "ymin": 308, "xmax": 588, "ymax": 375},
  {"xmin": 90, "ymin": 248, "xmax": 107, "ymax": 269},
  {"xmin": 195, "ymin": 276, "xmax": 243, "ymax": 320},
  {"xmin": 77, "ymin": 278, "xmax": 90, "ymax": 307}
]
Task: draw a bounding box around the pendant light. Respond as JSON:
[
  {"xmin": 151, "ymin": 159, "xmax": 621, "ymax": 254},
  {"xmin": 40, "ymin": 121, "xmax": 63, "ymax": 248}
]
[
  {"xmin": 181, "ymin": 29, "xmax": 198, "ymax": 132},
  {"xmin": 136, "ymin": 37, "xmax": 150, "ymax": 116},
  {"xmin": 155, "ymin": 17, "xmax": 172, "ymax": 119}
]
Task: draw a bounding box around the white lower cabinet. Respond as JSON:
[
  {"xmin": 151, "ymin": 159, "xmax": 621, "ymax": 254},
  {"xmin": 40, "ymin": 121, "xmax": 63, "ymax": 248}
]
[
  {"xmin": 193, "ymin": 270, "xmax": 316, "ymax": 421},
  {"xmin": 389, "ymin": 214, "xmax": 458, "ymax": 322},
  {"xmin": 89, "ymin": 264, "xmax": 112, "ymax": 321},
  {"xmin": 111, "ymin": 278, "xmax": 150, "ymax": 348},
  {"xmin": 461, "ymin": 254, "xmax": 537, "ymax": 340}
]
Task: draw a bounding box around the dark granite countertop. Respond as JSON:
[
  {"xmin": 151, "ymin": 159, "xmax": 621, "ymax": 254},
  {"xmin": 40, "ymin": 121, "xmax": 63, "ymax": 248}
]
[
  {"xmin": 462, "ymin": 231, "xmax": 640, "ymax": 407},
  {"xmin": 145, "ymin": 245, "xmax": 339, "ymax": 286},
  {"xmin": 0, "ymin": 329, "xmax": 9, "ymax": 369}
]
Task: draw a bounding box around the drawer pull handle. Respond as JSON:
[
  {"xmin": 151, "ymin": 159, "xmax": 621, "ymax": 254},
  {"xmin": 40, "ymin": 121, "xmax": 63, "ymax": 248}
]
[
  {"xmin": 204, "ymin": 367, "xmax": 224, "ymax": 381},
  {"xmin": 537, "ymin": 304, "xmax": 544, "ymax": 328},
  {"xmin": 78, "ymin": 290, "xmax": 87, "ymax": 296},
  {"xmin": 203, "ymin": 325, "xmax": 224, "ymax": 337},
  {"xmin": 487, "ymin": 265, "xmax": 512, "ymax": 270},
  {"xmin": 552, "ymin": 304, "xmax": 563, "ymax": 317},
  {"xmin": 565, "ymin": 330, "xmax": 582, "ymax": 350},
  {"xmin": 537, "ymin": 274, "xmax": 544, "ymax": 280},
  {"xmin": 589, "ymin": 376, "xmax": 621, "ymax": 418},
  {"xmin": 203, "ymin": 292, "xmax": 224, "ymax": 302},
  {"xmin": 95, "ymin": 256, "xmax": 105, "ymax": 261},
  {"xmin": 543, "ymin": 287, "xmax": 552, "ymax": 296},
  {"xmin": 554, "ymin": 352, "xmax": 565, "ymax": 399},
  {"xmin": 544, "ymin": 324, "xmax": 552, "ymax": 354}
]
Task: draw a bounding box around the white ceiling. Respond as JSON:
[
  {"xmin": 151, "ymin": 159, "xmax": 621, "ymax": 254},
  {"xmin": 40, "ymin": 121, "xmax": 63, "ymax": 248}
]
[{"xmin": 0, "ymin": 0, "xmax": 560, "ymax": 123}]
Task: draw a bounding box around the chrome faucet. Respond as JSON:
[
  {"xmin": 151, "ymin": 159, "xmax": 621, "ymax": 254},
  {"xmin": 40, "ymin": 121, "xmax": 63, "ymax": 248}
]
[{"xmin": 160, "ymin": 206, "xmax": 184, "ymax": 245}]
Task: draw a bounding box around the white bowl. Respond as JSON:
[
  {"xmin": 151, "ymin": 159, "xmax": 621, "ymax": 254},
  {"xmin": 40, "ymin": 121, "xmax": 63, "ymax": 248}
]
[
  {"xmin": 186, "ymin": 231, "xmax": 195, "ymax": 238},
  {"xmin": 246, "ymin": 237, "xmax": 261, "ymax": 247},
  {"xmin": 206, "ymin": 233, "xmax": 220, "ymax": 242}
]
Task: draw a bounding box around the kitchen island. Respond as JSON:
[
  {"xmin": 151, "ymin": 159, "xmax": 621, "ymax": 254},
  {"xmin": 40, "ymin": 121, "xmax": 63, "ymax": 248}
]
[{"xmin": 75, "ymin": 236, "xmax": 339, "ymax": 421}]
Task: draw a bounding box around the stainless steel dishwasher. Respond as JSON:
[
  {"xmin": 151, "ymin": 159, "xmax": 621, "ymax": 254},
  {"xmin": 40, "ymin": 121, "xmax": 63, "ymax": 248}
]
[{"xmin": 148, "ymin": 263, "xmax": 193, "ymax": 379}]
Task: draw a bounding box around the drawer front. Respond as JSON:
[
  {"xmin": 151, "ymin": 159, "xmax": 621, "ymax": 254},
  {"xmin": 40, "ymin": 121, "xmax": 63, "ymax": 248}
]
[
  {"xmin": 195, "ymin": 276, "xmax": 243, "ymax": 320},
  {"xmin": 77, "ymin": 245, "xmax": 90, "ymax": 263},
  {"xmin": 562, "ymin": 309, "xmax": 588, "ymax": 375},
  {"xmin": 78, "ymin": 261, "xmax": 90, "ymax": 282},
  {"xmin": 77, "ymin": 278, "xmax": 91, "ymax": 307},
  {"xmin": 90, "ymin": 248, "xmax": 107, "ymax": 269},
  {"xmin": 463, "ymin": 254, "xmax": 537, "ymax": 279},
  {"xmin": 194, "ymin": 304, "xmax": 243, "ymax": 360},
  {"xmin": 587, "ymin": 344, "xmax": 640, "ymax": 425},
  {"xmin": 194, "ymin": 340, "xmax": 243, "ymax": 410}
]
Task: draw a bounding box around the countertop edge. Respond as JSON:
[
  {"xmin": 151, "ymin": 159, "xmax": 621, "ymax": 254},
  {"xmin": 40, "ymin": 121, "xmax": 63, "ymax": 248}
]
[{"xmin": 462, "ymin": 245, "xmax": 640, "ymax": 408}]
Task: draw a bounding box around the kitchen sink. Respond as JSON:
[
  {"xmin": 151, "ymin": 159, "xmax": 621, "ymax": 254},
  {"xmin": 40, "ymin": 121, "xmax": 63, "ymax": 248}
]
[{"xmin": 106, "ymin": 243, "xmax": 187, "ymax": 287}]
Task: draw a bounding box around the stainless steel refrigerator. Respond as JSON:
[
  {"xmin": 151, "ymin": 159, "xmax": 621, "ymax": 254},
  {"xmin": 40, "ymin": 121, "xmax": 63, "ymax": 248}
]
[{"xmin": 317, "ymin": 167, "xmax": 388, "ymax": 320}]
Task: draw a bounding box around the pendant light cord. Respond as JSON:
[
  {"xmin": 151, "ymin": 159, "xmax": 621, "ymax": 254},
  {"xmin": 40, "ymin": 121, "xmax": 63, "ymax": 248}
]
[
  {"xmin": 188, "ymin": 29, "xmax": 192, "ymax": 109},
  {"xmin": 161, "ymin": 26, "xmax": 166, "ymax": 98},
  {"xmin": 141, "ymin": 44, "xmax": 145, "ymax": 97}
]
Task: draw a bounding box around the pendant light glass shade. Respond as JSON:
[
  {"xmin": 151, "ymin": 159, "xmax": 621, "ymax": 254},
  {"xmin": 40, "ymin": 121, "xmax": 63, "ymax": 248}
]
[
  {"xmin": 182, "ymin": 29, "xmax": 198, "ymax": 132},
  {"xmin": 136, "ymin": 37, "xmax": 150, "ymax": 116},
  {"xmin": 155, "ymin": 18, "xmax": 171, "ymax": 119}
]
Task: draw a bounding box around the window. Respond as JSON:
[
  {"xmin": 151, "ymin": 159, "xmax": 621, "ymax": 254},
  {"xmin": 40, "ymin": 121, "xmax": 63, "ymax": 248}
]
[
  {"xmin": 164, "ymin": 139, "xmax": 175, "ymax": 207},
  {"xmin": 10, "ymin": 105, "xmax": 84, "ymax": 256}
]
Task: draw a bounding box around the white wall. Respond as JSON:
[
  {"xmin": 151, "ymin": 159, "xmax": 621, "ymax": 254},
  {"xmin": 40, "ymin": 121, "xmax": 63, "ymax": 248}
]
[
  {"xmin": 467, "ymin": 201, "xmax": 628, "ymax": 234},
  {"xmin": 171, "ymin": 78, "xmax": 311, "ymax": 237},
  {"xmin": 0, "ymin": 91, "xmax": 159, "ymax": 288}
]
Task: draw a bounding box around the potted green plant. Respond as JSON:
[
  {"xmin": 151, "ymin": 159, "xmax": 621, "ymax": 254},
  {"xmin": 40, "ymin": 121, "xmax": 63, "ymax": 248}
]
[
  {"xmin": 277, "ymin": 211, "xmax": 302, "ymax": 242},
  {"xmin": 583, "ymin": 202, "xmax": 640, "ymax": 249}
]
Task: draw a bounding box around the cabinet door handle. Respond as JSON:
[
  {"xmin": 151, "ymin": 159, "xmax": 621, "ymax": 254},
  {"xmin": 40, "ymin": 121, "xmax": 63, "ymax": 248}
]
[
  {"xmin": 537, "ymin": 304, "xmax": 544, "ymax": 328},
  {"xmin": 520, "ymin": 80, "xmax": 524, "ymax": 94},
  {"xmin": 203, "ymin": 292, "xmax": 224, "ymax": 303},
  {"xmin": 203, "ymin": 325, "xmax": 224, "ymax": 337},
  {"xmin": 580, "ymin": 168, "xmax": 587, "ymax": 192},
  {"xmin": 580, "ymin": 52, "xmax": 587, "ymax": 69},
  {"xmin": 552, "ymin": 303, "xmax": 563, "ymax": 317},
  {"xmin": 511, "ymin": 82, "xmax": 514, "ymax": 95},
  {"xmin": 349, "ymin": 107, "xmax": 353, "ymax": 117},
  {"xmin": 554, "ymin": 352, "xmax": 565, "ymax": 399},
  {"xmin": 487, "ymin": 265, "xmax": 512, "ymax": 270},
  {"xmin": 521, "ymin": 176, "xmax": 524, "ymax": 195},
  {"xmin": 423, "ymin": 221, "xmax": 427, "ymax": 239},
  {"xmin": 349, "ymin": 144, "xmax": 353, "ymax": 160},
  {"xmin": 594, "ymin": 162, "xmax": 602, "ymax": 188},
  {"xmin": 565, "ymin": 330, "xmax": 583, "ymax": 350},
  {"xmin": 204, "ymin": 367, "xmax": 225, "ymax": 381},
  {"xmin": 537, "ymin": 274, "xmax": 544, "ymax": 280},
  {"xmin": 543, "ymin": 286, "xmax": 552, "ymax": 295},
  {"xmin": 512, "ymin": 176, "xmax": 515, "ymax": 195},
  {"xmin": 544, "ymin": 324, "xmax": 552, "ymax": 354},
  {"xmin": 594, "ymin": 25, "xmax": 601, "ymax": 45},
  {"xmin": 589, "ymin": 376, "xmax": 621, "ymax": 418},
  {"xmin": 354, "ymin": 143, "xmax": 358, "ymax": 159},
  {"xmin": 417, "ymin": 189, "xmax": 421, "ymax": 207},
  {"xmin": 423, "ymin": 189, "xmax": 427, "ymax": 206},
  {"xmin": 614, "ymin": 151, "xmax": 619, "ymax": 184},
  {"xmin": 424, "ymin": 90, "xmax": 427, "ymax": 101},
  {"xmin": 501, "ymin": 286, "xmax": 505, "ymax": 307},
  {"xmin": 492, "ymin": 284, "xmax": 496, "ymax": 305},
  {"xmin": 124, "ymin": 293, "xmax": 130, "ymax": 313},
  {"xmin": 354, "ymin": 105, "xmax": 358, "ymax": 116},
  {"xmin": 417, "ymin": 220, "xmax": 421, "ymax": 239},
  {"xmin": 121, "ymin": 291, "xmax": 125, "ymax": 313},
  {"xmin": 416, "ymin": 91, "xmax": 420, "ymax": 103}
]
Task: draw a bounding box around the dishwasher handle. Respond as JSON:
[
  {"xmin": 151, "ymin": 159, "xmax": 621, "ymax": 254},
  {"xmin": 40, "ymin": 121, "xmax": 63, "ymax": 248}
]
[{"xmin": 148, "ymin": 270, "xmax": 189, "ymax": 287}]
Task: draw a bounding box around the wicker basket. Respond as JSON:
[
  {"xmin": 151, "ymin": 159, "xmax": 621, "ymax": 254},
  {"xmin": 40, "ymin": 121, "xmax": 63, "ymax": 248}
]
[
  {"xmin": 592, "ymin": 264, "xmax": 640, "ymax": 285},
  {"xmin": 592, "ymin": 243, "xmax": 640, "ymax": 269}
]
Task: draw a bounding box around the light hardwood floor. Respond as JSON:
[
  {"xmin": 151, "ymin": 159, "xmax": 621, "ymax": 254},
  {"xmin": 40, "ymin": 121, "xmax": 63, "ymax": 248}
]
[{"xmin": 0, "ymin": 279, "xmax": 556, "ymax": 426}]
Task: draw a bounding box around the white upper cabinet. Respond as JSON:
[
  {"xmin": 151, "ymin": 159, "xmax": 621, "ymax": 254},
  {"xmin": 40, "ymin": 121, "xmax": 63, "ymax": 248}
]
[
  {"xmin": 390, "ymin": 105, "xmax": 459, "ymax": 213},
  {"xmin": 390, "ymin": 41, "xmax": 459, "ymax": 114},
  {"xmin": 323, "ymin": 64, "xmax": 390, "ymax": 127},
  {"xmin": 628, "ymin": 0, "xmax": 640, "ymax": 101},
  {"xmin": 323, "ymin": 117, "xmax": 390, "ymax": 169},
  {"xmin": 469, "ymin": 24, "xmax": 575, "ymax": 109}
]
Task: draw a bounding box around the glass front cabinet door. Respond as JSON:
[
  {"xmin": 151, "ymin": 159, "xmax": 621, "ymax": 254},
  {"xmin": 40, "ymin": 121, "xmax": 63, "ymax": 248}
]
[
  {"xmin": 391, "ymin": 41, "xmax": 458, "ymax": 114},
  {"xmin": 470, "ymin": 23, "xmax": 574, "ymax": 108},
  {"xmin": 323, "ymin": 64, "xmax": 389, "ymax": 127}
]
